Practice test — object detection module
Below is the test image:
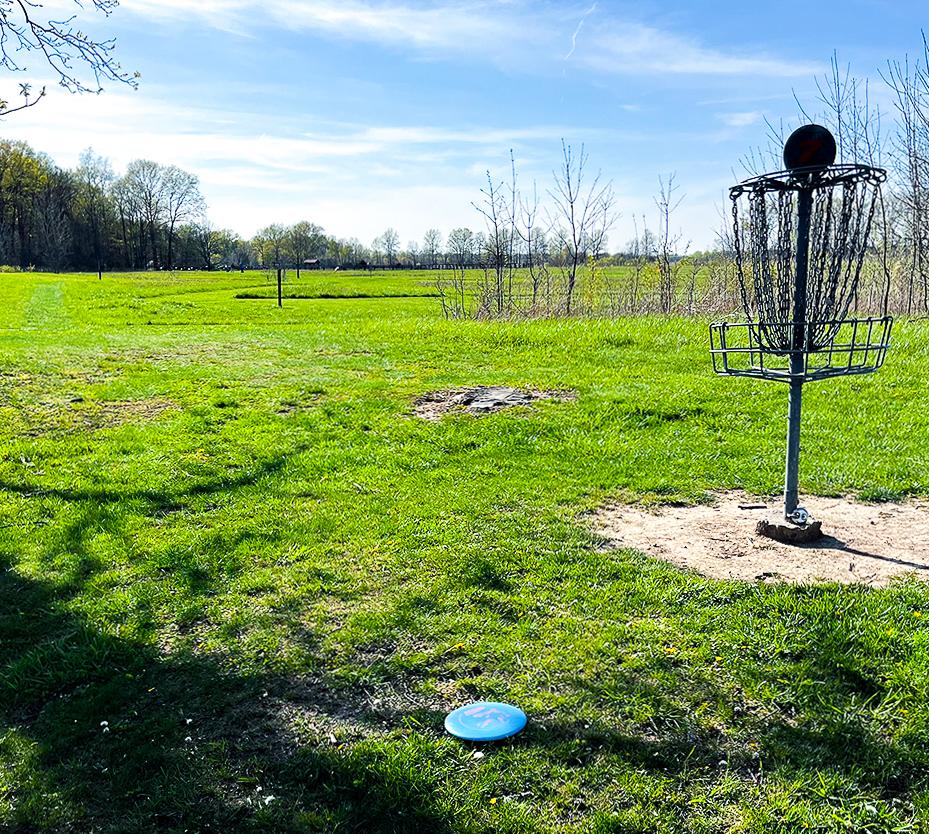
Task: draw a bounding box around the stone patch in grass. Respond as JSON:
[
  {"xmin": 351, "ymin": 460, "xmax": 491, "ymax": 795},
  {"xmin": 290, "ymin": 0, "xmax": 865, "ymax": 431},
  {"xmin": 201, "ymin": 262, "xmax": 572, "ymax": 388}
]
[
  {"xmin": 591, "ymin": 490, "xmax": 929, "ymax": 587},
  {"xmin": 413, "ymin": 386, "xmax": 574, "ymax": 420}
]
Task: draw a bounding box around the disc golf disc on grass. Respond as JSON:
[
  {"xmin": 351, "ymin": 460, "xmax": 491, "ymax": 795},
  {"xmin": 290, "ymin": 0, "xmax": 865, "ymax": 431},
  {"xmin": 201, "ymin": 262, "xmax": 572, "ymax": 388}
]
[{"xmin": 444, "ymin": 702, "xmax": 527, "ymax": 742}]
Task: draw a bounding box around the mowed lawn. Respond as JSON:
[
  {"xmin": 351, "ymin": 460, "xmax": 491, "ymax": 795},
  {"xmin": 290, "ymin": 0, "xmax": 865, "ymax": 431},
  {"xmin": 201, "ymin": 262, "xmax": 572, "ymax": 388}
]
[{"xmin": 1, "ymin": 269, "xmax": 929, "ymax": 833}]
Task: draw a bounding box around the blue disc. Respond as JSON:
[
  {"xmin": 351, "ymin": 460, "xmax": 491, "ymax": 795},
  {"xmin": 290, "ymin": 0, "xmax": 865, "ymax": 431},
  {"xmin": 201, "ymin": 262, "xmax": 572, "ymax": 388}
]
[{"xmin": 444, "ymin": 702, "xmax": 527, "ymax": 742}]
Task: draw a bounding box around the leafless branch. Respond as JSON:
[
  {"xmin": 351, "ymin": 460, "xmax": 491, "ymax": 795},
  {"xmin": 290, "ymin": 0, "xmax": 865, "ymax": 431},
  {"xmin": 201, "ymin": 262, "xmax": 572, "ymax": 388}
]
[{"xmin": 0, "ymin": 0, "xmax": 136, "ymax": 116}]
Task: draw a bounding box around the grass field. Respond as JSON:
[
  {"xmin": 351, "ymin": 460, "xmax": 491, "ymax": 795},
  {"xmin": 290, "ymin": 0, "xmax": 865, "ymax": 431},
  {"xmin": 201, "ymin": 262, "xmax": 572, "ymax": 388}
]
[{"xmin": 1, "ymin": 268, "xmax": 929, "ymax": 833}]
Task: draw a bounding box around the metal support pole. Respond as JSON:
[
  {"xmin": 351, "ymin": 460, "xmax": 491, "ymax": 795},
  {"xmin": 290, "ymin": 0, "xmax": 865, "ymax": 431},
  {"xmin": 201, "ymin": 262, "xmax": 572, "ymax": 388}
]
[
  {"xmin": 277, "ymin": 267, "xmax": 283, "ymax": 308},
  {"xmin": 784, "ymin": 379, "xmax": 803, "ymax": 516},
  {"xmin": 784, "ymin": 186, "xmax": 813, "ymax": 521}
]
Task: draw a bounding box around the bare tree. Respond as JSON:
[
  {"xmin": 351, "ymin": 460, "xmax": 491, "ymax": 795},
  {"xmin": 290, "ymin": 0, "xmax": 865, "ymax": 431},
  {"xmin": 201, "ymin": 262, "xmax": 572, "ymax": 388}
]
[
  {"xmin": 35, "ymin": 169, "xmax": 72, "ymax": 272},
  {"xmin": 446, "ymin": 227, "xmax": 474, "ymax": 268},
  {"xmin": 110, "ymin": 173, "xmax": 137, "ymax": 267},
  {"xmin": 120, "ymin": 160, "xmax": 165, "ymax": 269},
  {"xmin": 371, "ymin": 229, "xmax": 399, "ymax": 266},
  {"xmin": 548, "ymin": 141, "xmax": 617, "ymax": 314},
  {"xmin": 379, "ymin": 227, "xmax": 400, "ymax": 264},
  {"xmin": 422, "ymin": 228, "xmax": 443, "ymax": 268},
  {"xmin": 162, "ymin": 166, "xmax": 205, "ymax": 269},
  {"xmin": 505, "ymin": 150, "xmax": 520, "ymax": 308},
  {"xmin": 75, "ymin": 148, "xmax": 114, "ymax": 277},
  {"xmin": 188, "ymin": 220, "xmax": 215, "ymax": 270},
  {"xmin": 0, "ymin": 0, "xmax": 137, "ymax": 116},
  {"xmin": 655, "ymin": 174, "xmax": 687, "ymax": 314},
  {"xmin": 253, "ymin": 223, "xmax": 287, "ymax": 269},
  {"xmin": 288, "ymin": 221, "xmax": 325, "ymax": 275},
  {"xmin": 884, "ymin": 37, "xmax": 929, "ymax": 314},
  {"xmin": 808, "ymin": 53, "xmax": 884, "ymax": 166},
  {"xmin": 627, "ymin": 215, "xmax": 655, "ymax": 312},
  {"xmin": 473, "ymin": 170, "xmax": 510, "ymax": 314},
  {"xmin": 516, "ymin": 178, "xmax": 547, "ymax": 310}
]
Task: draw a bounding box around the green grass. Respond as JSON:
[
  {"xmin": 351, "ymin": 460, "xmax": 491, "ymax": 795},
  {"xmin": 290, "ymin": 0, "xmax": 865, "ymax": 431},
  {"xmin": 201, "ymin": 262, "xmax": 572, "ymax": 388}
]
[{"xmin": 1, "ymin": 269, "xmax": 928, "ymax": 833}]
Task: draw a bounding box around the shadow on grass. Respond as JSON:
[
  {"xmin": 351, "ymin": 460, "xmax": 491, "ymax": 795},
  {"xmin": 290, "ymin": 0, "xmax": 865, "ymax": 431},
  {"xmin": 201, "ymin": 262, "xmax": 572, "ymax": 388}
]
[
  {"xmin": 0, "ymin": 448, "xmax": 313, "ymax": 605},
  {"xmin": 0, "ymin": 444, "xmax": 302, "ymax": 512},
  {"xmin": 0, "ymin": 450, "xmax": 459, "ymax": 833},
  {"xmin": 539, "ymin": 592, "xmax": 929, "ymax": 802},
  {"xmin": 0, "ymin": 558, "xmax": 457, "ymax": 833},
  {"xmin": 3, "ymin": 446, "xmax": 928, "ymax": 830},
  {"xmin": 4, "ymin": 561, "xmax": 929, "ymax": 832}
]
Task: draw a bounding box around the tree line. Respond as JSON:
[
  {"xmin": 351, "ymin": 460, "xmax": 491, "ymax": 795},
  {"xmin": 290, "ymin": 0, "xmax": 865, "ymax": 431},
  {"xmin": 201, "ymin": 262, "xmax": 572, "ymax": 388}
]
[
  {"xmin": 2, "ymin": 0, "xmax": 929, "ymax": 321},
  {"xmin": 0, "ymin": 137, "xmax": 615, "ymax": 275},
  {"xmin": 449, "ymin": 42, "xmax": 929, "ymax": 320},
  {"xmin": 3, "ymin": 33, "xmax": 929, "ymax": 317},
  {"xmin": 0, "ymin": 141, "xmax": 214, "ymax": 272}
]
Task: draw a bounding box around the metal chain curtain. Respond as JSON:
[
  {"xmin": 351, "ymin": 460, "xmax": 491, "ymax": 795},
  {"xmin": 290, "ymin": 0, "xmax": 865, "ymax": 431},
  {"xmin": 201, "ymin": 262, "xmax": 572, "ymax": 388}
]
[{"xmin": 730, "ymin": 165, "xmax": 887, "ymax": 355}]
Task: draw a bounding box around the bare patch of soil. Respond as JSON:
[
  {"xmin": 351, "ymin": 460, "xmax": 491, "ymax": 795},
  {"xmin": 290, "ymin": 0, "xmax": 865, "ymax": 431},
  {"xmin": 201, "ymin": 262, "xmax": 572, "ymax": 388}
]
[
  {"xmin": 93, "ymin": 398, "xmax": 177, "ymax": 427},
  {"xmin": 25, "ymin": 397, "xmax": 178, "ymax": 435},
  {"xmin": 276, "ymin": 390, "xmax": 324, "ymax": 415},
  {"xmin": 414, "ymin": 386, "xmax": 574, "ymax": 420},
  {"xmin": 590, "ymin": 491, "xmax": 929, "ymax": 587}
]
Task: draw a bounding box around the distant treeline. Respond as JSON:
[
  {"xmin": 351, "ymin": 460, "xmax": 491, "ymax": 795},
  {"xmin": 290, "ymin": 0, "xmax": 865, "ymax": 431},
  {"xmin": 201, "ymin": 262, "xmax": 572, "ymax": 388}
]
[
  {"xmin": 0, "ymin": 141, "xmax": 216, "ymax": 272},
  {"xmin": 5, "ymin": 25, "xmax": 929, "ymax": 325},
  {"xmin": 0, "ymin": 138, "xmax": 661, "ymax": 275}
]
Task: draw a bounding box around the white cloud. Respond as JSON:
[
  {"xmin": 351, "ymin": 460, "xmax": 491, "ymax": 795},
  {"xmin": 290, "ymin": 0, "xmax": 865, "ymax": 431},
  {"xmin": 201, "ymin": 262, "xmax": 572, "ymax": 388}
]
[
  {"xmin": 565, "ymin": 2, "xmax": 597, "ymax": 61},
  {"xmin": 0, "ymin": 82, "xmax": 592, "ymax": 241},
  {"xmin": 583, "ymin": 22, "xmax": 819, "ymax": 78},
  {"xmin": 0, "ymin": 2, "xmax": 814, "ymax": 251},
  {"xmin": 0, "ymin": 76, "xmax": 748, "ymax": 248},
  {"xmin": 119, "ymin": 0, "xmax": 251, "ymax": 24},
  {"xmin": 121, "ymin": 0, "xmax": 517, "ymax": 46},
  {"xmin": 357, "ymin": 125, "xmax": 577, "ymax": 146},
  {"xmin": 720, "ymin": 111, "xmax": 764, "ymax": 128},
  {"xmin": 118, "ymin": 0, "xmax": 822, "ymax": 79},
  {"xmin": 3, "ymin": 83, "xmax": 575, "ymax": 170}
]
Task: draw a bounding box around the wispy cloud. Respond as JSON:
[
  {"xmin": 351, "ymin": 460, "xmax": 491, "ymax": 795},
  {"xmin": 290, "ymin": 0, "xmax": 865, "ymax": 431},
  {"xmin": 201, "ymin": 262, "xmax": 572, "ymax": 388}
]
[
  {"xmin": 1, "ymin": 89, "xmax": 572, "ymax": 176},
  {"xmin": 565, "ymin": 3, "xmax": 597, "ymax": 61},
  {"xmin": 6, "ymin": 0, "xmax": 835, "ymax": 250},
  {"xmin": 583, "ymin": 21, "xmax": 820, "ymax": 78},
  {"xmin": 119, "ymin": 0, "xmax": 822, "ymax": 79},
  {"xmin": 720, "ymin": 111, "xmax": 764, "ymax": 128},
  {"xmin": 121, "ymin": 0, "xmax": 519, "ymax": 46},
  {"xmin": 0, "ymin": 82, "xmax": 606, "ymax": 238}
]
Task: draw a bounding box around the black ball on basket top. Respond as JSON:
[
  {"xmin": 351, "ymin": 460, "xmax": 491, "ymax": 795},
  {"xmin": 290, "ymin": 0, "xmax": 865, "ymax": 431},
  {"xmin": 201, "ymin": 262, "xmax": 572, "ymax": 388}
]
[{"xmin": 783, "ymin": 124, "xmax": 837, "ymax": 171}]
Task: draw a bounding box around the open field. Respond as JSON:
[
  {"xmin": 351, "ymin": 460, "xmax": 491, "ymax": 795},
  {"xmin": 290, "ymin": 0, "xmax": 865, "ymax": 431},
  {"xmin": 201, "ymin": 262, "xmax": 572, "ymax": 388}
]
[{"xmin": 2, "ymin": 269, "xmax": 929, "ymax": 833}]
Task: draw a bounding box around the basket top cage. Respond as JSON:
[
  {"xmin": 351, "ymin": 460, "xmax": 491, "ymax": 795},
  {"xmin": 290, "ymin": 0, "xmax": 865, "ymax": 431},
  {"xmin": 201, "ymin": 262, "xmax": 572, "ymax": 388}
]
[
  {"xmin": 712, "ymin": 124, "xmax": 891, "ymax": 383},
  {"xmin": 730, "ymin": 162, "xmax": 887, "ymax": 199}
]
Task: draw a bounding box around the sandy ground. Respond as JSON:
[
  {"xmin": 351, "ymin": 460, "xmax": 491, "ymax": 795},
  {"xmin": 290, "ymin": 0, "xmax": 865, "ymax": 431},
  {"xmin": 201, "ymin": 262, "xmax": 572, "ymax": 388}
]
[{"xmin": 590, "ymin": 491, "xmax": 929, "ymax": 587}]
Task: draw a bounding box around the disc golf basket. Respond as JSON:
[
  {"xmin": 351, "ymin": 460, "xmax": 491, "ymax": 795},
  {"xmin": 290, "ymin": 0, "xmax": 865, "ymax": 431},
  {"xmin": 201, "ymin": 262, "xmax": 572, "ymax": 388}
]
[{"xmin": 710, "ymin": 125, "xmax": 892, "ymax": 540}]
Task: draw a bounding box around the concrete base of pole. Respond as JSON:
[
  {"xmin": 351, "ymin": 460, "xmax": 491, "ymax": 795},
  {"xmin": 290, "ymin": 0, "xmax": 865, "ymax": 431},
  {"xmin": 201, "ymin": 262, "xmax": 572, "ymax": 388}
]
[{"xmin": 756, "ymin": 518, "xmax": 823, "ymax": 544}]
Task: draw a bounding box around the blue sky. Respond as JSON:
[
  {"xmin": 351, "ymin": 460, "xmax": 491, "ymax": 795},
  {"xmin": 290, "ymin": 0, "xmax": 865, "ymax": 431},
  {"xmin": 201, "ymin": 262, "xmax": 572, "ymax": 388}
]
[{"xmin": 1, "ymin": 0, "xmax": 925, "ymax": 249}]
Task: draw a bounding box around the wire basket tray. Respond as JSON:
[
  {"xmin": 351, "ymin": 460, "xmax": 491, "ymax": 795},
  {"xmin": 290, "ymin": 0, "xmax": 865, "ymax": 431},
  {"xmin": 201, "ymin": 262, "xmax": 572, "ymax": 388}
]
[{"xmin": 710, "ymin": 316, "xmax": 892, "ymax": 383}]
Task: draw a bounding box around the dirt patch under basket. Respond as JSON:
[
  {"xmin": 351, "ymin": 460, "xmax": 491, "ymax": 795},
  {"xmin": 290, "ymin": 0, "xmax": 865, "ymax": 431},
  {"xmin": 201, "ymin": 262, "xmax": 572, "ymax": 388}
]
[
  {"xmin": 413, "ymin": 386, "xmax": 574, "ymax": 420},
  {"xmin": 590, "ymin": 491, "xmax": 929, "ymax": 587}
]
